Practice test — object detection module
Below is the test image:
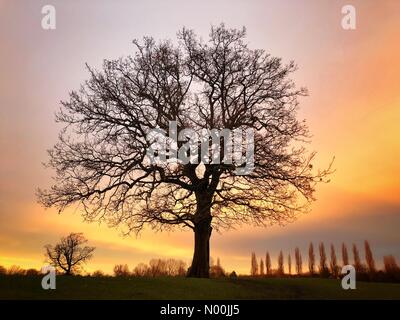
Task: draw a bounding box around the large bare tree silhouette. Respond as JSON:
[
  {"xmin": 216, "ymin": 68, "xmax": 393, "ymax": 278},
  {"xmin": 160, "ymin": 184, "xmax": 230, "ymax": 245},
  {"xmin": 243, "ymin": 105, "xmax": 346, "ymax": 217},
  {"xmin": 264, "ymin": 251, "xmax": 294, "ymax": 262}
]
[{"xmin": 38, "ymin": 24, "xmax": 331, "ymax": 278}]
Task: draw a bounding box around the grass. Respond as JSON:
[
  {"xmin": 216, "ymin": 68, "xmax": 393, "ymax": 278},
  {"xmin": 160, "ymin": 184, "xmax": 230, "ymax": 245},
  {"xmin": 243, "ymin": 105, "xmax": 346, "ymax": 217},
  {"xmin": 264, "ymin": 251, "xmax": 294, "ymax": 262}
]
[{"xmin": 1, "ymin": 275, "xmax": 400, "ymax": 300}]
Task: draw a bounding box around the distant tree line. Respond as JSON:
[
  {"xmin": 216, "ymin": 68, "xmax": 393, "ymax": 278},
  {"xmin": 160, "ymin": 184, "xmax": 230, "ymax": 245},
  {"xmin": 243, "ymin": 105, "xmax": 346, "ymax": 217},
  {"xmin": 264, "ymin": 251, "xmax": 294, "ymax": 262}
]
[
  {"xmin": 2, "ymin": 238, "xmax": 398, "ymax": 282},
  {"xmin": 113, "ymin": 259, "xmax": 187, "ymax": 277},
  {"xmin": 0, "ymin": 256, "xmax": 234, "ymax": 278},
  {"xmin": 250, "ymin": 240, "xmax": 400, "ymax": 282},
  {"xmin": 111, "ymin": 256, "xmax": 229, "ymax": 278}
]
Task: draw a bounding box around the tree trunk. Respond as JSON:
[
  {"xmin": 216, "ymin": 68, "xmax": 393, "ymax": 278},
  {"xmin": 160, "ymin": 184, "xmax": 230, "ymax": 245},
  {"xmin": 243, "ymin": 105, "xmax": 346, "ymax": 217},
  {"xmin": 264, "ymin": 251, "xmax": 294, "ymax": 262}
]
[{"xmin": 187, "ymin": 216, "xmax": 212, "ymax": 278}]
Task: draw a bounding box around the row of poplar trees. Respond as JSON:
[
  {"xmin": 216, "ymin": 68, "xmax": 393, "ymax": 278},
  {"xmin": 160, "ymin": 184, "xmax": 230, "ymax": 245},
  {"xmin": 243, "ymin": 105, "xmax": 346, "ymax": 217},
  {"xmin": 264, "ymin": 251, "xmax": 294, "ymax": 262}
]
[{"xmin": 250, "ymin": 240, "xmax": 382, "ymax": 277}]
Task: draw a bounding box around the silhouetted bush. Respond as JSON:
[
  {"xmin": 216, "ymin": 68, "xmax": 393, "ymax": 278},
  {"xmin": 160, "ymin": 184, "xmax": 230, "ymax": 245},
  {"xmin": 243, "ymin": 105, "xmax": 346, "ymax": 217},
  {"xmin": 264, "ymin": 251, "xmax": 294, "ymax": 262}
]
[
  {"xmin": 0, "ymin": 265, "xmax": 7, "ymax": 275},
  {"xmin": 8, "ymin": 265, "xmax": 25, "ymax": 275},
  {"xmin": 209, "ymin": 257, "xmax": 226, "ymax": 278},
  {"xmin": 383, "ymin": 255, "xmax": 400, "ymax": 282},
  {"xmin": 210, "ymin": 265, "xmax": 225, "ymax": 278},
  {"xmin": 133, "ymin": 263, "xmax": 149, "ymax": 277},
  {"xmin": 129, "ymin": 259, "xmax": 186, "ymax": 277},
  {"xmin": 113, "ymin": 264, "xmax": 130, "ymax": 277},
  {"xmin": 25, "ymin": 268, "xmax": 40, "ymax": 276},
  {"xmin": 92, "ymin": 270, "xmax": 105, "ymax": 277}
]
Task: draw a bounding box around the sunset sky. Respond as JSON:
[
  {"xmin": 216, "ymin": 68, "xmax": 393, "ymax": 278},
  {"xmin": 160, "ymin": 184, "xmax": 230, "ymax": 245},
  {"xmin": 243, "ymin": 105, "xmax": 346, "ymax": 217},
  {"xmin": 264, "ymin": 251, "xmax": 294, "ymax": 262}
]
[{"xmin": 1, "ymin": 0, "xmax": 400, "ymax": 275}]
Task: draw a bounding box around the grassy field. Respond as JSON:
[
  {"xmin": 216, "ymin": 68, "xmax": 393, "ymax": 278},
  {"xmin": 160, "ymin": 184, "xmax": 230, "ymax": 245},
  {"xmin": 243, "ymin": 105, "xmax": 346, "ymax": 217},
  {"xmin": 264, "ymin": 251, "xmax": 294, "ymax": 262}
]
[{"xmin": 1, "ymin": 275, "xmax": 400, "ymax": 300}]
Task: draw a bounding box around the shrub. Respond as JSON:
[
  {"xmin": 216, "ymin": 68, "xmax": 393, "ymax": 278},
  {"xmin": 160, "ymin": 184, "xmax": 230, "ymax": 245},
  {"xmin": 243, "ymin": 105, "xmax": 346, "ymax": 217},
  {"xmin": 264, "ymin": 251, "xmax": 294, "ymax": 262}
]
[
  {"xmin": 25, "ymin": 268, "xmax": 40, "ymax": 276},
  {"xmin": 133, "ymin": 263, "xmax": 149, "ymax": 277},
  {"xmin": 113, "ymin": 264, "xmax": 130, "ymax": 277},
  {"xmin": 0, "ymin": 265, "xmax": 7, "ymax": 275},
  {"xmin": 92, "ymin": 270, "xmax": 105, "ymax": 277},
  {"xmin": 7, "ymin": 265, "xmax": 25, "ymax": 275},
  {"xmin": 383, "ymin": 255, "xmax": 400, "ymax": 281}
]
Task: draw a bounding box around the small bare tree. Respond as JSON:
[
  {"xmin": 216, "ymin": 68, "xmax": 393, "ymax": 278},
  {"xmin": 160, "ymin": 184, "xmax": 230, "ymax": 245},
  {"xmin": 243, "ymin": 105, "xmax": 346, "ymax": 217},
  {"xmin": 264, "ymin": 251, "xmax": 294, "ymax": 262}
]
[
  {"xmin": 0, "ymin": 265, "xmax": 7, "ymax": 275},
  {"xmin": 278, "ymin": 251, "xmax": 284, "ymax": 275},
  {"xmin": 288, "ymin": 254, "xmax": 292, "ymax": 275},
  {"xmin": 308, "ymin": 242, "xmax": 315, "ymax": 275},
  {"xmin": 210, "ymin": 257, "xmax": 225, "ymax": 277},
  {"xmin": 294, "ymin": 247, "xmax": 302, "ymax": 275},
  {"xmin": 260, "ymin": 259, "xmax": 265, "ymax": 275},
  {"xmin": 364, "ymin": 240, "xmax": 376, "ymax": 275},
  {"xmin": 7, "ymin": 265, "xmax": 25, "ymax": 275},
  {"xmin": 383, "ymin": 255, "xmax": 399, "ymax": 276},
  {"xmin": 114, "ymin": 264, "xmax": 130, "ymax": 276},
  {"xmin": 45, "ymin": 233, "xmax": 95, "ymax": 275},
  {"xmin": 342, "ymin": 243, "xmax": 349, "ymax": 266},
  {"xmin": 319, "ymin": 242, "xmax": 329, "ymax": 276},
  {"xmin": 329, "ymin": 244, "xmax": 339, "ymax": 278},
  {"xmin": 133, "ymin": 263, "xmax": 150, "ymax": 276},
  {"xmin": 91, "ymin": 270, "xmax": 105, "ymax": 277},
  {"xmin": 265, "ymin": 252, "xmax": 271, "ymax": 275},
  {"xmin": 352, "ymin": 243, "xmax": 365, "ymax": 273},
  {"xmin": 251, "ymin": 252, "xmax": 258, "ymax": 276}
]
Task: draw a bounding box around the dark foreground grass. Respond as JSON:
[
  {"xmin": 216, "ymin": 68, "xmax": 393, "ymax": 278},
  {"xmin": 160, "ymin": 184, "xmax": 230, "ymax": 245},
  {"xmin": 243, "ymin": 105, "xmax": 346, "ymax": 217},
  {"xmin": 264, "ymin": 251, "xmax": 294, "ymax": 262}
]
[{"xmin": 1, "ymin": 275, "xmax": 400, "ymax": 300}]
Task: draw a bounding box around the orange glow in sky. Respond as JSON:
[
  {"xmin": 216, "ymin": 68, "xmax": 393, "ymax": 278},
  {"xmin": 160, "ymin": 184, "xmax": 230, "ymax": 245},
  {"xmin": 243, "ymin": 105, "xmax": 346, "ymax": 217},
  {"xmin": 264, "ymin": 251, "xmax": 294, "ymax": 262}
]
[{"xmin": 1, "ymin": 0, "xmax": 400, "ymax": 274}]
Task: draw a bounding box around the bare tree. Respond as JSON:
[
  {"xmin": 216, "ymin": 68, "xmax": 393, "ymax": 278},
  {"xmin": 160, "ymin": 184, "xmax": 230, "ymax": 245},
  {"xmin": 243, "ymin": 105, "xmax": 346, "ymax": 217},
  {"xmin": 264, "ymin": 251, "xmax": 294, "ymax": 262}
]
[
  {"xmin": 383, "ymin": 255, "xmax": 399, "ymax": 276},
  {"xmin": 308, "ymin": 242, "xmax": 315, "ymax": 275},
  {"xmin": 352, "ymin": 243, "xmax": 364, "ymax": 273},
  {"xmin": 92, "ymin": 270, "xmax": 105, "ymax": 277},
  {"xmin": 294, "ymin": 247, "xmax": 302, "ymax": 275},
  {"xmin": 251, "ymin": 252, "xmax": 258, "ymax": 276},
  {"xmin": 7, "ymin": 265, "xmax": 25, "ymax": 276},
  {"xmin": 149, "ymin": 259, "xmax": 167, "ymax": 276},
  {"xmin": 37, "ymin": 24, "xmax": 331, "ymax": 278},
  {"xmin": 319, "ymin": 242, "xmax": 329, "ymax": 276},
  {"xmin": 132, "ymin": 259, "xmax": 187, "ymax": 277},
  {"xmin": 342, "ymin": 243, "xmax": 349, "ymax": 266},
  {"xmin": 114, "ymin": 264, "xmax": 130, "ymax": 276},
  {"xmin": 287, "ymin": 254, "xmax": 292, "ymax": 275},
  {"xmin": 26, "ymin": 269, "xmax": 40, "ymax": 276},
  {"xmin": 266, "ymin": 252, "xmax": 271, "ymax": 275},
  {"xmin": 364, "ymin": 240, "xmax": 376, "ymax": 275},
  {"xmin": 260, "ymin": 258, "xmax": 265, "ymax": 275},
  {"xmin": 278, "ymin": 250, "xmax": 284, "ymax": 275},
  {"xmin": 210, "ymin": 257, "xmax": 225, "ymax": 277},
  {"xmin": 133, "ymin": 263, "xmax": 149, "ymax": 277},
  {"xmin": 0, "ymin": 265, "xmax": 7, "ymax": 275},
  {"xmin": 330, "ymin": 244, "xmax": 339, "ymax": 278},
  {"xmin": 45, "ymin": 233, "xmax": 95, "ymax": 275}
]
